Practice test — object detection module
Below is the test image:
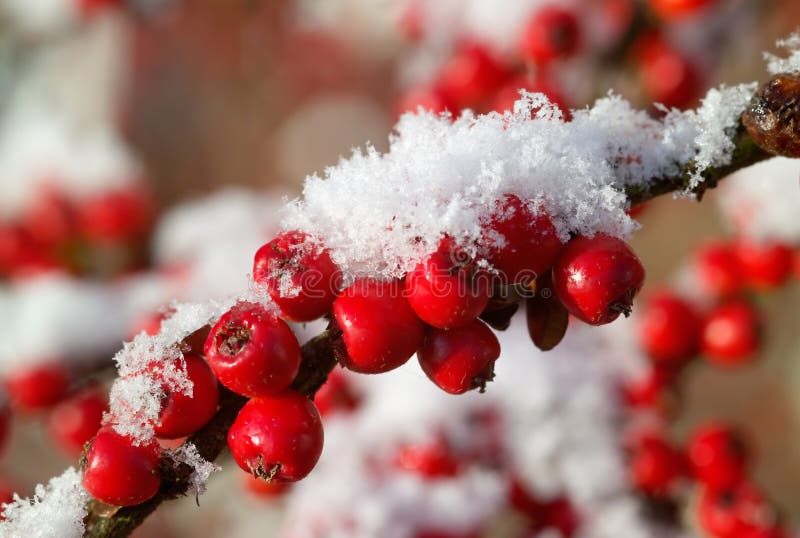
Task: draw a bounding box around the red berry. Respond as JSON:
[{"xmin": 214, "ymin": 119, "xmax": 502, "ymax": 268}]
[
  {"xmin": 734, "ymin": 239, "xmax": 794, "ymax": 290},
  {"xmin": 481, "ymin": 195, "xmax": 562, "ymax": 285},
  {"xmin": 396, "ymin": 85, "xmax": 452, "ymax": 117},
  {"xmin": 0, "ymin": 224, "xmax": 33, "ymax": 277},
  {"xmin": 697, "ymin": 482, "xmax": 776, "ymax": 538},
  {"xmin": 394, "ymin": 438, "xmax": 461, "ymax": 479},
  {"xmin": 78, "ymin": 187, "xmax": 153, "ymax": 243},
  {"xmin": 154, "ymin": 355, "xmax": 219, "ymax": 439},
  {"xmin": 4, "ymin": 363, "xmax": 70, "ymax": 411},
  {"xmin": 636, "ymin": 35, "xmax": 701, "ymax": 109},
  {"xmin": 621, "ymin": 367, "xmax": 675, "ymax": 413},
  {"xmin": 701, "ymin": 301, "xmax": 760, "ymax": 366},
  {"xmin": 491, "ymin": 77, "xmax": 571, "ymax": 119},
  {"xmin": 227, "ymin": 392, "xmax": 323, "ymax": 483},
  {"xmin": 333, "ymin": 278, "xmax": 424, "ymax": 374},
  {"xmin": 205, "ymin": 303, "xmax": 300, "ymax": 397},
  {"xmin": 629, "ymin": 434, "xmax": 686, "ymax": 496},
  {"xmin": 552, "ymin": 234, "xmax": 645, "ymax": 325},
  {"xmin": 22, "ymin": 188, "xmax": 76, "ymax": 250},
  {"xmin": 82, "ymin": 425, "xmax": 161, "ymax": 506},
  {"xmin": 638, "ymin": 291, "xmax": 700, "ymax": 366},
  {"xmin": 406, "ymin": 239, "xmax": 491, "ymax": 329},
  {"xmin": 253, "ymin": 231, "xmax": 340, "ymax": 322},
  {"xmin": 694, "ymin": 242, "xmax": 743, "ymax": 298},
  {"xmin": 688, "ymin": 423, "xmax": 748, "ymax": 490},
  {"xmin": 537, "ymin": 497, "xmax": 579, "ymax": 537},
  {"xmin": 436, "ymin": 43, "xmax": 510, "ymax": 110},
  {"xmin": 417, "ymin": 320, "xmax": 501, "ymax": 394},
  {"xmin": 649, "ymin": 0, "xmax": 716, "ymax": 19},
  {"xmin": 48, "ymin": 389, "xmax": 107, "ymax": 455},
  {"xmin": 518, "ymin": 5, "xmax": 581, "ymax": 65},
  {"xmin": 313, "ymin": 368, "xmax": 360, "ymax": 416}
]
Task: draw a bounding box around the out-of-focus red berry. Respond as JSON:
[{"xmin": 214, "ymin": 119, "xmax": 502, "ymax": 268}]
[
  {"xmin": 394, "ymin": 438, "xmax": 461, "ymax": 479},
  {"xmin": 4, "ymin": 363, "xmax": 70, "ymax": 411},
  {"xmin": 649, "ymin": 0, "xmax": 717, "ymax": 20},
  {"xmin": 242, "ymin": 473, "xmax": 292, "ymax": 499},
  {"xmin": 519, "ymin": 5, "xmax": 581, "ymax": 65},
  {"xmin": 694, "ymin": 242, "xmax": 743, "ymax": 298},
  {"xmin": 636, "ymin": 35, "xmax": 701, "ymax": 109},
  {"xmin": 78, "ymin": 187, "xmax": 153, "ymax": 244},
  {"xmin": 638, "ymin": 291, "xmax": 700, "ymax": 367},
  {"xmin": 629, "ymin": 434, "xmax": 686, "ymax": 496},
  {"xmin": 436, "ymin": 43, "xmax": 511, "ymax": 110},
  {"xmin": 396, "ymin": 85, "xmax": 453, "ymax": 117},
  {"xmin": 313, "ymin": 368, "xmax": 361, "ymax": 417},
  {"xmin": 734, "ymin": 239, "xmax": 794, "ymax": 290},
  {"xmin": 688, "ymin": 423, "xmax": 748, "ymax": 490},
  {"xmin": 49, "ymin": 389, "xmax": 107, "ymax": 455},
  {"xmin": 701, "ymin": 301, "xmax": 760, "ymax": 366},
  {"xmin": 697, "ymin": 481, "xmax": 777, "ymax": 538}
]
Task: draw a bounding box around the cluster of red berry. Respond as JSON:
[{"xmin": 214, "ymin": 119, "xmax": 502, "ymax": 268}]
[
  {"xmin": 0, "ymin": 185, "xmax": 153, "ymax": 280},
  {"xmin": 396, "ymin": 0, "xmax": 717, "ymax": 119},
  {"xmin": 73, "ymin": 191, "xmax": 646, "ymax": 508},
  {"xmin": 621, "ymin": 233, "xmax": 799, "ymax": 537}
]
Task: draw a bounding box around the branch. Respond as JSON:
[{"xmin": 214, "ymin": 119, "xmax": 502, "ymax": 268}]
[
  {"xmin": 82, "ymin": 330, "xmax": 338, "ymax": 538},
  {"xmin": 625, "ymin": 121, "xmax": 771, "ymax": 206},
  {"xmin": 80, "ymin": 74, "xmax": 797, "ymax": 538}
]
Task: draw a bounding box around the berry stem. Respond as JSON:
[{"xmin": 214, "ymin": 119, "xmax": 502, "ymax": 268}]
[{"xmin": 82, "ymin": 330, "xmax": 337, "ymax": 538}]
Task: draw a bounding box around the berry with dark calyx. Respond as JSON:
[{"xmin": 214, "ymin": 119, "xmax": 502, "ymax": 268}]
[
  {"xmin": 253, "ymin": 230, "xmax": 340, "ymax": 322},
  {"xmin": 701, "ymin": 301, "xmax": 761, "ymax": 366},
  {"xmin": 406, "ymin": 239, "xmax": 491, "ymax": 329},
  {"xmin": 734, "ymin": 239, "xmax": 794, "ymax": 290},
  {"xmin": 4, "ymin": 363, "xmax": 70, "ymax": 411},
  {"xmin": 227, "ymin": 392, "xmax": 323, "ymax": 483},
  {"xmin": 629, "ymin": 434, "xmax": 686, "ymax": 496},
  {"xmin": 552, "ymin": 234, "xmax": 645, "ymax": 325},
  {"xmin": 333, "ymin": 278, "xmax": 424, "ymax": 374},
  {"xmin": 48, "ymin": 389, "xmax": 107, "ymax": 455},
  {"xmin": 204, "ymin": 303, "xmax": 301, "ymax": 397},
  {"xmin": 313, "ymin": 368, "xmax": 361, "ymax": 417},
  {"xmin": 154, "ymin": 355, "xmax": 219, "ymax": 439},
  {"xmin": 417, "ymin": 320, "xmax": 501, "ymax": 395},
  {"xmin": 394, "ymin": 437, "xmax": 461, "ymax": 479},
  {"xmin": 638, "ymin": 291, "xmax": 700, "ymax": 367},
  {"xmin": 82, "ymin": 425, "xmax": 162, "ymax": 507},
  {"xmin": 481, "ymin": 195, "xmax": 562, "ymax": 285},
  {"xmin": 519, "ymin": 5, "xmax": 581, "ymax": 65},
  {"xmin": 693, "ymin": 242, "xmax": 743, "ymax": 298},
  {"xmin": 697, "ymin": 481, "xmax": 778, "ymax": 538},
  {"xmin": 688, "ymin": 423, "xmax": 748, "ymax": 490},
  {"xmin": 649, "ymin": 0, "xmax": 717, "ymax": 19},
  {"xmin": 742, "ymin": 73, "xmax": 800, "ymax": 158},
  {"xmin": 436, "ymin": 42, "xmax": 510, "ymax": 110}
]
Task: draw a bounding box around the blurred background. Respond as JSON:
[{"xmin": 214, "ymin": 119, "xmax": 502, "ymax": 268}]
[{"xmin": 0, "ymin": 0, "xmax": 799, "ymax": 537}]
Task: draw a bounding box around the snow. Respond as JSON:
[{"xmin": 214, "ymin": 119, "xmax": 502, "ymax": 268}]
[
  {"xmin": 285, "ymin": 84, "xmax": 754, "ymax": 280},
  {"xmin": 717, "ymin": 157, "xmax": 800, "ymax": 242},
  {"xmin": 167, "ymin": 443, "xmax": 222, "ymax": 496},
  {"xmin": 766, "ymin": 32, "xmax": 800, "ymax": 75},
  {"xmin": 0, "ymin": 468, "xmax": 89, "ymax": 538}
]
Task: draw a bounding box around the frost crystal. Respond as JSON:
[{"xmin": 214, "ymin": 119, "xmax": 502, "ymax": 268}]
[
  {"xmin": 167, "ymin": 443, "xmax": 221, "ymax": 496},
  {"xmin": 766, "ymin": 32, "xmax": 800, "ymax": 75},
  {"xmin": 0, "ymin": 468, "xmax": 89, "ymax": 538},
  {"xmin": 285, "ymin": 85, "xmax": 753, "ymax": 280}
]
